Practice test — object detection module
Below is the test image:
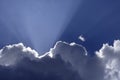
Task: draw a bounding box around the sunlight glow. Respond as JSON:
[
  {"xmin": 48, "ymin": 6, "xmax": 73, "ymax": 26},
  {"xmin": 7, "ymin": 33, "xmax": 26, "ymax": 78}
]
[{"xmin": 0, "ymin": 0, "xmax": 81, "ymax": 54}]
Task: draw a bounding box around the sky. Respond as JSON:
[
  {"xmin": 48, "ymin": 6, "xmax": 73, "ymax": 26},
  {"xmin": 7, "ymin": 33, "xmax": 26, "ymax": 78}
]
[
  {"xmin": 59, "ymin": 0, "xmax": 120, "ymax": 54},
  {"xmin": 0, "ymin": 0, "xmax": 81, "ymax": 54},
  {"xmin": 0, "ymin": 0, "xmax": 120, "ymax": 80},
  {"xmin": 0, "ymin": 0, "xmax": 120, "ymax": 54}
]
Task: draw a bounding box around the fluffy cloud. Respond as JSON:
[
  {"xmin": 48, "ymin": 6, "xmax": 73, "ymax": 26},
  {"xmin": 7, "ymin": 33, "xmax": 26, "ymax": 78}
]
[
  {"xmin": 0, "ymin": 43, "xmax": 40, "ymax": 66},
  {"xmin": 0, "ymin": 42, "xmax": 80, "ymax": 80},
  {"xmin": 50, "ymin": 41, "xmax": 104, "ymax": 80},
  {"xmin": 96, "ymin": 40, "xmax": 120, "ymax": 80},
  {"xmin": 0, "ymin": 40, "xmax": 120, "ymax": 80}
]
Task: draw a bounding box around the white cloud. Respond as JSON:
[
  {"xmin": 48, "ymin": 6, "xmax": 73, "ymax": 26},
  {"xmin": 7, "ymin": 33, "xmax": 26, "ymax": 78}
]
[
  {"xmin": 0, "ymin": 43, "xmax": 42, "ymax": 66},
  {"xmin": 50, "ymin": 41, "xmax": 104, "ymax": 80},
  {"xmin": 78, "ymin": 35, "xmax": 85, "ymax": 42},
  {"xmin": 96, "ymin": 40, "xmax": 120, "ymax": 80},
  {"xmin": 0, "ymin": 42, "xmax": 81, "ymax": 80},
  {"xmin": 0, "ymin": 40, "xmax": 120, "ymax": 80}
]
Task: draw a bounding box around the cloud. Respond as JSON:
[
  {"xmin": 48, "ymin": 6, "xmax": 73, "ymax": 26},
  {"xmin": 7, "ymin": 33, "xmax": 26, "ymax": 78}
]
[
  {"xmin": 0, "ymin": 40, "xmax": 120, "ymax": 80},
  {"xmin": 0, "ymin": 43, "xmax": 40, "ymax": 66},
  {"xmin": 50, "ymin": 41, "xmax": 104, "ymax": 80},
  {"xmin": 78, "ymin": 35, "xmax": 85, "ymax": 42},
  {"xmin": 96, "ymin": 40, "xmax": 120, "ymax": 80},
  {"xmin": 0, "ymin": 42, "xmax": 81, "ymax": 80}
]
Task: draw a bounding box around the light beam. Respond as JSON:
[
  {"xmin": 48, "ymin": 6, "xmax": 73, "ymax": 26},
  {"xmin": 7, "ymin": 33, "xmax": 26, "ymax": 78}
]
[{"xmin": 0, "ymin": 0, "xmax": 81, "ymax": 54}]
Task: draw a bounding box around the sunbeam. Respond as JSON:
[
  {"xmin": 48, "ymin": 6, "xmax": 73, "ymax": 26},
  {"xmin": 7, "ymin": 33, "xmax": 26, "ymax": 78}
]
[{"xmin": 0, "ymin": 0, "xmax": 81, "ymax": 54}]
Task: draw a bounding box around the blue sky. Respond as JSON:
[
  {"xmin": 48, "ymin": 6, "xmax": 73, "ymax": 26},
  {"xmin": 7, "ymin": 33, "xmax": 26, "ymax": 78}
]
[
  {"xmin": 59, "ymin": 0, "xmax": 120, "ymax": 54},
  {"xmin": 0, "ymin": 0, "xmax": 81, "ymax": 54},
  {"xmin": 0, "ymin": 0, "xmax": 120, "ymax": 55}
]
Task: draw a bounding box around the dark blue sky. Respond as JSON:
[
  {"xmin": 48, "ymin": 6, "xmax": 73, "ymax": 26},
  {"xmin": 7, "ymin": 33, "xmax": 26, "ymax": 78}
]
[
  {"xmin": 0, "ymin": 0, "xmax": 120, "ymax": 55},
  {"xmin": 59, "ymin": 0, "xmax": 120, "ymax": 55}
]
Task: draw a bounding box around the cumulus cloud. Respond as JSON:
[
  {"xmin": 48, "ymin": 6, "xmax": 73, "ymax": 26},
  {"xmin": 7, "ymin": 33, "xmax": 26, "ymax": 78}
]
[
  {"xmin": 50, "ymin": 41, "xmax": 104, "ymax": 80},
  {"xmin": 0, "ymin": 43, "xmax": 41, "ymax": 66},
  {"xmin": 96, "ymin": 40, "xmax": 120, "ymax": 80},
  {"xmin": 0, "ymin": 40, "xmax": 120, "ymax": 80},
  {"xmin": 0, "ymin": 42, "xmax": 80, "ymax": 80}
]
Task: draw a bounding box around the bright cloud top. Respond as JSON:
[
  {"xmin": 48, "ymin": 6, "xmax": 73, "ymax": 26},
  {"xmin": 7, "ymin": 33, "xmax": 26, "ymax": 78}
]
[
  {"xmin": 0, "ymin": 40, "xmax": 120, "ymax": 80},
  {"xmin": 0, "ymin": 43, "xmax": 40, "ymax": 66},
  {"xmin": 96, "ymin": 40, "xmax": 120, "ymax": 80}
]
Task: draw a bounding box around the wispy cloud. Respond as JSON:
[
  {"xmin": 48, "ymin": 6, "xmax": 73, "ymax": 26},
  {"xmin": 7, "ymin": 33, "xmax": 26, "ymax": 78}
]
[{"xmin": 78, "ymin": 35, "xmax": 85, "ymax": 42}]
